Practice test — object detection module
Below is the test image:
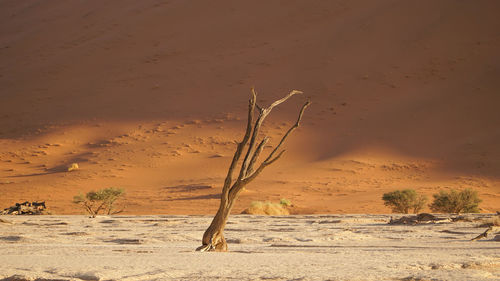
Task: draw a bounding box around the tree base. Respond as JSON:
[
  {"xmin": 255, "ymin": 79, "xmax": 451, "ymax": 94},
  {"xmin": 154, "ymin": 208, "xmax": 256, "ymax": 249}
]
[{"xmin": 195, "ymin": 241, "xmax": 227, "ymax": 252}]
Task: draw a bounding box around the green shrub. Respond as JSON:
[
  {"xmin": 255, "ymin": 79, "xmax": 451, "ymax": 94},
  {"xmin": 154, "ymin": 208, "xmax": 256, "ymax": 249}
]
[
  {"xmin": 73, "ymin": 187, "xmax": 125, "ymax": 217},
  {"xmin": 382, "ymin": 189, "xmax": 427, "ymax": 214},
  {"xmin": 429, "ymin": 188, "xmax": 481, "ymax": 214}
]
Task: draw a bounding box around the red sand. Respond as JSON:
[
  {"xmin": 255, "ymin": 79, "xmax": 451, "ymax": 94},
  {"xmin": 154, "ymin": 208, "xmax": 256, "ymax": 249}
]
[{"xmin": 1, "ymin": 0, "xmax": 499, "ymax": 214}]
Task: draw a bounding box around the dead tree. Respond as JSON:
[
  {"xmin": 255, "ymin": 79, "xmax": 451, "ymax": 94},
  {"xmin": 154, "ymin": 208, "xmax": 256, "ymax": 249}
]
[
  {"xmin": 1, "ymin": 201, "xmax": 47, "ymax": 215},
  {"xmin": 196, "ymin": 88, "xmax": 310, "ymax": 252}
]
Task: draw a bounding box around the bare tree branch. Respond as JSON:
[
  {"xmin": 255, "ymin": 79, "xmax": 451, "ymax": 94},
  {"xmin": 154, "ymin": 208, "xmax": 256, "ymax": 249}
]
[
  {"xmin": 471, "ymin": 226, "xmax": 493, "ymax": 241},
  {"xmin": 265, "ymin": 100, "xmax": 310, "ymax": 163},
  {"xmin": 222, "ymin": 91, "xmax": 256, "ymax": 201},
  {"xmin": 247, "ymin": 137, "xmax": 269, "ymax": 175},
  {"xmin": 266, "ymin": 90, "xmax": 303, "ymax": 111},
  {"xmin": 242, "ymin": 150, "xmax": 286, "ymax": 185},
  {"xmin": 238, "ymin": 113, "xmax": 264, "ymax": 179}
]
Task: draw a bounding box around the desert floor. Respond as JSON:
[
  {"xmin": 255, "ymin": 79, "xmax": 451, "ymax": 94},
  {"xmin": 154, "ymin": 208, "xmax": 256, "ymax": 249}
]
[
  {"xmin": 1, "ymin": 0, "xmax": 499, "ymax": 215},
  {"xmin": 0, "ymin": 214, "xmax": 499, "ymax": 281}
]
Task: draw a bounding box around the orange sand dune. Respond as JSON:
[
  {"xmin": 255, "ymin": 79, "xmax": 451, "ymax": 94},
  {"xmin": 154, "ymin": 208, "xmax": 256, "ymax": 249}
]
[{"xmin": 1, "ymin": 0, "xmax": 499, "ymax": 214}]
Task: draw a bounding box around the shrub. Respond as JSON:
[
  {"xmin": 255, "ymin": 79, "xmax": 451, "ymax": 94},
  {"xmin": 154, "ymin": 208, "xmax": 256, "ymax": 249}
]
[
  {"xmin": 382, "ymin": 189, "xmax": 427, "ymax": 214},
  {"xmin": 73, "ymin": 187, "xmax": 125, "ymax": 217},
  {"xmin": 429, "ymin": 188, "xmax": 481, "ymax": 214}
]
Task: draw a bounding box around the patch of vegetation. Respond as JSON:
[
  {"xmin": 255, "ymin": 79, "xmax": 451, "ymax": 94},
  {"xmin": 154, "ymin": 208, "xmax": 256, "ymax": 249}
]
[
  {"xmin": 279, "ymin": 198, "xmax": 292, "ymax": 207},
  {"xmin": 429, "ymin": 188, "xmax": 481, "ymax": 214},
  {"xmin": 382, "ymin": 189, "xmax": 427, "ymax": 214},
  {"xmin": 73, "ymin": 187, "xmax": 125, "ymax": 217},
  {"xmin": 242, "ymin": 200, "xmax": 291, "ymax": 215},
  {"xmin": 67, "ymin": 163, "xmax": 79, "ymax": 172}
]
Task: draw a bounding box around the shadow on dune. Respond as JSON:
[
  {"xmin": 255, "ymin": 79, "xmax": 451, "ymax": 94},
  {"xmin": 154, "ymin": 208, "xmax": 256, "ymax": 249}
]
[
  {"xmin": 166, "ymin": 193, "xmax": 221, "ymax": 201},
  {"xmin": 162, "ymin": 184, "xmax": 220, "ymax": 201},
  {"xmin": 0, "ymin": 0, "xmax": 499, "ymax": 179},
  {"xmin": 163, "ymin": 184, "xmax": 213, "ymax": 192}
]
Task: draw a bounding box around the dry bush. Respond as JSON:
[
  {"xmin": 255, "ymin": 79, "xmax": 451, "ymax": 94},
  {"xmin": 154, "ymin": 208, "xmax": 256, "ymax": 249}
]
[{"xmin": 242, "ymin": 201, "xmax": 290, "ymax": 215}]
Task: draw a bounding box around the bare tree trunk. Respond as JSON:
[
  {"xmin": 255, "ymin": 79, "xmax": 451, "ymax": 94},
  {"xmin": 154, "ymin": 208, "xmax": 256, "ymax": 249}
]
[{"xmin": 196, "ymin": 88, "xmax": 310, "ymax": 252}]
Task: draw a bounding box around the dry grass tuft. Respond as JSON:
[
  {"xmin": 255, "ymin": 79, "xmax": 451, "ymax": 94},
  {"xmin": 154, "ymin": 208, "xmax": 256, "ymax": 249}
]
[
  {"xmin": 67, "ymin": 163, "xmax": 79, "ymax": 172},
  {"xmin": 241, "ymin": 201, "xmax": 290, "ymax": 215}
]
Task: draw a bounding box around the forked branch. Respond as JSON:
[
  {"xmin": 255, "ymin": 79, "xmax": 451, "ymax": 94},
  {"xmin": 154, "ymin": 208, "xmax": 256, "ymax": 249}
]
[{"xmin": 231, "ymin": 90, "xmax": 309, "ymax": 193}]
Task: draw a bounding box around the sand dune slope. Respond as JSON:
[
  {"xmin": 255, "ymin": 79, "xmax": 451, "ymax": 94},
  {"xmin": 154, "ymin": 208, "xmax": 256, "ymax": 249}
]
[{"xmin": 0, "ymin": 0, "xmax": 499, "ymax": 214}]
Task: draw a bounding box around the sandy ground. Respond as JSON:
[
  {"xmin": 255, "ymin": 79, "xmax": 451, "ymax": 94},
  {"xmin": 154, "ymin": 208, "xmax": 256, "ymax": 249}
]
[
  {"xmin": 0, "ymin": 214, "xmax": 499, "ymax": 281},
  {"xmin": 1, "ymin": 0, "xmax": 500, "ymax": 215}
]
